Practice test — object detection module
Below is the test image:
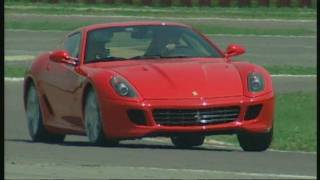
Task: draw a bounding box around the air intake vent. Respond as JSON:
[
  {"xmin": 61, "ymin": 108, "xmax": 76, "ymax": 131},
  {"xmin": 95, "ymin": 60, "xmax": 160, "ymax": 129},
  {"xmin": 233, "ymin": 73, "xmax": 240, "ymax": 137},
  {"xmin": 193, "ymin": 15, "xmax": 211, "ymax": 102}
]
[
  {"xmin": 244, "ymin": 104, "xmax": 262, "ymax": 120},
  {"xmin": 127, "ymin": 109, "xmax": 147, "ymax": 125}
]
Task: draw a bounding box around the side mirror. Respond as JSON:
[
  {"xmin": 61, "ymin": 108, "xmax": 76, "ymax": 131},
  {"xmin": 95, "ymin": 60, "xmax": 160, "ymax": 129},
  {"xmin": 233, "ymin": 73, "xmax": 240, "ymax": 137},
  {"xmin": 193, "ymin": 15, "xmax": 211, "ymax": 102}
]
[
  {"xmin": 225, "ymin": 44, "xmax": 246, "ymax": 58},
  {"xmin": 49, "ymin": 50, "xmax": 78, "ymax": 65}
]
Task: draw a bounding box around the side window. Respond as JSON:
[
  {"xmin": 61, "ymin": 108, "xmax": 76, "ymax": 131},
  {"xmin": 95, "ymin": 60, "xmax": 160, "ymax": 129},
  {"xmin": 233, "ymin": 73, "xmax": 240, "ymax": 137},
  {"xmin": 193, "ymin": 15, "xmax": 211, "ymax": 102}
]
[{"xmin": 64, "ymin": 32, "xmax": 81, "ymax": 58}]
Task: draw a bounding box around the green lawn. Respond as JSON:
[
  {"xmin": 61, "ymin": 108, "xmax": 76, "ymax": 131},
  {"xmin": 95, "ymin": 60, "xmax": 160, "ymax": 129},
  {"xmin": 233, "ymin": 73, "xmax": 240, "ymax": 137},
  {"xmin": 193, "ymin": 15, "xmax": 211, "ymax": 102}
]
[
  {"xmin": 209, "ymin": 92, "xmax": 317, "ymax": 152},
  {"xmin": 5, "ymin": 1, "xmax": 316, "ymax": 20},
  {"xmin": 5, "ymin": 19, "xmax": 316, "ymax": 36},
  {"xmin": 264, "ymin": 65, "xmax": 316, "ymax": 75},
  {"xmin": 5, "ymin": 1, "xmax": 316, "ymax": 36},
  {"xmin": 5, "ymin": 66, "xmax": 28, "ymax": 78}
]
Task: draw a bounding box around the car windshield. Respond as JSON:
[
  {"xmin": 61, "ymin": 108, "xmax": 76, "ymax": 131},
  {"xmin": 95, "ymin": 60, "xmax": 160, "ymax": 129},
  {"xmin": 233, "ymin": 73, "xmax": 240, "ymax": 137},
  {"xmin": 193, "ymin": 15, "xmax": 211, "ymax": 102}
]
[{"xmin": 85, "ymin": 25, "xmax": 222, "ymax": 63}]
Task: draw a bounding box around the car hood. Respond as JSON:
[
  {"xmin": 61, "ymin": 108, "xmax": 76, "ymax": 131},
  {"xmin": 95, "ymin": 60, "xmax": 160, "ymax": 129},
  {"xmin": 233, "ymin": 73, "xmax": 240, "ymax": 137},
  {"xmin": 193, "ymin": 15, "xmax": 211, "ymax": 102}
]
[{"xmin": 103, "ymin": 58, "xmax": 243, "ymax": 99}]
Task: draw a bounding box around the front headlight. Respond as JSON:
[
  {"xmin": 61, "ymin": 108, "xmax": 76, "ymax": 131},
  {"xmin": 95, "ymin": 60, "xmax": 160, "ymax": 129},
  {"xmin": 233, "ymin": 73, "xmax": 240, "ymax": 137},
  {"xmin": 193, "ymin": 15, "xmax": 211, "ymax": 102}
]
[
  {"xmin": 248, "ymin": 72, "xmax": 264, "ymax": 92},
  {"xmin": 110, "ymin": 76, "xmax": 137, "ymax": 97}
]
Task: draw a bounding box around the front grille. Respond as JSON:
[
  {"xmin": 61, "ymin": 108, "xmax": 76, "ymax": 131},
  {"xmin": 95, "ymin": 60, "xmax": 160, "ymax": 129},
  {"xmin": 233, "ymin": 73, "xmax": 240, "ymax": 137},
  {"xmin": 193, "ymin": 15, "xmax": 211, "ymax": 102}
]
[{"xmin": 153, "ymin": 106, "xmax": 240, "ymax": 126}]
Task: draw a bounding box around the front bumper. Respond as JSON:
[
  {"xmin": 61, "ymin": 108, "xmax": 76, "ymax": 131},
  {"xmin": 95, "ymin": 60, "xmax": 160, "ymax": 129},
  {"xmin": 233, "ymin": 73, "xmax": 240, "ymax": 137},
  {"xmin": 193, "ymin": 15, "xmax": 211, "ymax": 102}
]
[{"xmin": 100, "ymin": 92, "xmax": 275, "ymax": 139}]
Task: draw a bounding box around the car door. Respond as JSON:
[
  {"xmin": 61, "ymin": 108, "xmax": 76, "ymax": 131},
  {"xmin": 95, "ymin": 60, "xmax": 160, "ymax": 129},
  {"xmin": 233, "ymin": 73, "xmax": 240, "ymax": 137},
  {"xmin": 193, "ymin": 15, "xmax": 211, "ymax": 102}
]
[{"xmin": 41, "ymin": 32, "xmax": 85, "ymax": 131}]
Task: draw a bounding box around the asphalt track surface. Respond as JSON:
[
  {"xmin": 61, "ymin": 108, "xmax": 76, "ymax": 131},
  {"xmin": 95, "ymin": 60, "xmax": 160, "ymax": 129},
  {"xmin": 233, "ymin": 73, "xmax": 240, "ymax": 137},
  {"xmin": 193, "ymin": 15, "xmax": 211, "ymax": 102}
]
[
  {"xmin": 5, "ymin": 12, "xmax": 316, "ymax": 67},
  {"xmin": 5, "ymin": 30, "xmax": 316, "ymax": 67},
  {"xmin": 4, "ymin": 80, "xmax": 317, "ymax": 179},
  {"xmin": 4, "ymin": 26, "xmax": 316, "ymax": 178},
  {"xmin": 6, "ymin": 13, "xmax": 316, "ymax": 31}
]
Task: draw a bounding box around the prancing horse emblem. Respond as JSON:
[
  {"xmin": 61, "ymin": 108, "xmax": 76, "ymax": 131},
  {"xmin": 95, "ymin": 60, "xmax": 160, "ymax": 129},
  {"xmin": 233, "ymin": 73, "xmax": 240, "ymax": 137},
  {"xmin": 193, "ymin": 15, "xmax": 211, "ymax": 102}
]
[
  {"xmin": 194, "ymin": 111, "xmax": 207, "ymax": 123},
  {"xmin": 194, "ymin": 111, "xmax": 201, "ymax": 120},
  {"xmin": 192, "ymin": 91, "xmax": 198, "ymax": 96}
]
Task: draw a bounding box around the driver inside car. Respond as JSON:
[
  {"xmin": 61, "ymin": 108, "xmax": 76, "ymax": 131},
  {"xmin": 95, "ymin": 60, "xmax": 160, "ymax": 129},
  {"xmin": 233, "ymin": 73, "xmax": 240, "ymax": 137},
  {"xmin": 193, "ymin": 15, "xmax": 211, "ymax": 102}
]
[
  {"xmin": 86, "ymin": 30, "xmax": 113, "ymax": 62},
  {"xmin": 145, "ymin": 29, "xmax": 182, "ymax": 57}
]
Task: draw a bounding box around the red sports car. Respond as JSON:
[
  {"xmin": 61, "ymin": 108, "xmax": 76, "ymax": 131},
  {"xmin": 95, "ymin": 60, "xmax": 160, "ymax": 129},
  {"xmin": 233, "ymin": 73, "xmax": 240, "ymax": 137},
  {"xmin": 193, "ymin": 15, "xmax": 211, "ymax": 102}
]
[{"xmin": 24, "ymin": 21, "xmax": 274, "ymax": 151}]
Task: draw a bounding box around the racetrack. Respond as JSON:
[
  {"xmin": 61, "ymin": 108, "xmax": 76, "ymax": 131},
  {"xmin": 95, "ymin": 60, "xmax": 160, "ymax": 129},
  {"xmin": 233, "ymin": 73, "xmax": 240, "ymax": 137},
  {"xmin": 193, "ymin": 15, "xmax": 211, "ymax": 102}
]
[
  {"xmin": 5, "ymin": 30, "xmax": 316, "ymax": 67},
  {"xmin": 4, "ymin": 78, "xmax": 316, "ymax": 179},
  {"xmin": 4, "ymin": 27, "xmax": 316, "ymax": 178}
]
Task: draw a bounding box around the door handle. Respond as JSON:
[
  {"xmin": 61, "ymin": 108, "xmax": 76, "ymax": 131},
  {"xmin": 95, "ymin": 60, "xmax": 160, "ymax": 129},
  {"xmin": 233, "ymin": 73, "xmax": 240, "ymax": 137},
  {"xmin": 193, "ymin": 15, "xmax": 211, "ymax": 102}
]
[{"xmin": 46, "ymin": 63, "xmax": 51, "ymax": 71}]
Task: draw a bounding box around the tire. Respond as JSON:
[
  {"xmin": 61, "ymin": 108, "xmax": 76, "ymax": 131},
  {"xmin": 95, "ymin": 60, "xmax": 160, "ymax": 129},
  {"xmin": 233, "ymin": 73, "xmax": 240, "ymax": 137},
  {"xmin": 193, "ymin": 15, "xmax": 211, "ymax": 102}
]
[
  {"xmin": 170, "ymin": 134, "xmax": 205, "ymax": 148},
  {"xmin": 84, "ymin": 88, "xmax": 118, "ymax": 146},
  {"xmin": 237, "ymin": 128, "xmax": 273, "ymax": 152},
  {"xmin": 26, "ymin": 83, "xmax": 65, "ymax": 143}
]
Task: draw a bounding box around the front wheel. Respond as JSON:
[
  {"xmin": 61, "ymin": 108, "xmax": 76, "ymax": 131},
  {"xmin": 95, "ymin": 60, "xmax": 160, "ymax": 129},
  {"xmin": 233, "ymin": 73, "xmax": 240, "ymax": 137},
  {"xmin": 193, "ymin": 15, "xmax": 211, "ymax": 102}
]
[
  {"xmin": 237, "ymin": 128, "xmax": 273, "ymax": 152},
  {"xmin": 170, "ymin": 134, "xmax": 205, "ymax": 148},
  {"xmin": 26, "ymin": 83, "xmax": 65, "ymax": 143},
  {"xmin": 84, "ymin": 88, "xmax": 118, "ymax": 146}
]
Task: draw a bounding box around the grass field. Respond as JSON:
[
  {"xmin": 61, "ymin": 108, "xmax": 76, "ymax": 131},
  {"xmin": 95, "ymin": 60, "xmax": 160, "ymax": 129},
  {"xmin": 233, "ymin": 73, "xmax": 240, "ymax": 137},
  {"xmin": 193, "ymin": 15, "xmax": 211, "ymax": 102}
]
[
  {"xmin": 209, "ymin": 91, "xmax": 317, "ymax": 152},
  {"xmin": 5, "ymin": 66, "xmax": 28, "ymax": 78},
  {"xmin": 5, "ymin": 1, "xmax": 316, "ymax": 20},
  {"xmin": 5, "ymin": 20, "xmax": 315, "ymax": 36},
  {"xmin": 5, "ymin": 1, "xmax": 316, "ymax": 36},
  {"xmin": 5, "ymin": 0, "xmax": 317, "ymax": 7}
]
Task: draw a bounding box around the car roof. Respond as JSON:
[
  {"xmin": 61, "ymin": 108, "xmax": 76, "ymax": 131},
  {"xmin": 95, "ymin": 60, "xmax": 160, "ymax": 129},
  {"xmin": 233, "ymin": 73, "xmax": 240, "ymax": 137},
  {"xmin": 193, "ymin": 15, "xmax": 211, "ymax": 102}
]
[
  {"xmin": 81, "ymin": 21, "xmax": 191, "ymax": 32},
  {"xmin": 65, "ymin": 21, "xmax": 192, "ymax": 37}
]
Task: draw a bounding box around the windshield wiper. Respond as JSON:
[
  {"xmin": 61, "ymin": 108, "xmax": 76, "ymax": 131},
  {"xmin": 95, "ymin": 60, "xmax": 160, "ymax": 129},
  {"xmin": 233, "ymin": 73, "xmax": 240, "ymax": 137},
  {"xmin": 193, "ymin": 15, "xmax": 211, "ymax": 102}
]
[
  {"xmin": 127, "ymin": 55, "xmax": 214, "ymax": 60},
  {"xmin": 128, "ymin": 55, "xmax": 193, "ymax": 60},
  {"xmin": 159, "ymin": 55, "xmax": 193, "ymax": 58},
  {"xmin": 127, "ymin": 55, "xmax": 162, "ymax": 60},
  {"xmin": 89, "ymin": 56, "xmax": 127, "ymax": 63},
  {"xmin": 160, "ymin": 55, "xmax": 216, "ymax": 58}
]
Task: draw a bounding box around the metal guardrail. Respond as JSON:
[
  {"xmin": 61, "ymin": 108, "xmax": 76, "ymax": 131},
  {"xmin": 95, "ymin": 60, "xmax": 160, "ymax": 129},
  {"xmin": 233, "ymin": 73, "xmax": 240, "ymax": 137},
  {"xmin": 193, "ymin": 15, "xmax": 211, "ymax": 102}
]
[{"xmin": 30, "ymin": 0, "xmax": 315, "ymax": 8}]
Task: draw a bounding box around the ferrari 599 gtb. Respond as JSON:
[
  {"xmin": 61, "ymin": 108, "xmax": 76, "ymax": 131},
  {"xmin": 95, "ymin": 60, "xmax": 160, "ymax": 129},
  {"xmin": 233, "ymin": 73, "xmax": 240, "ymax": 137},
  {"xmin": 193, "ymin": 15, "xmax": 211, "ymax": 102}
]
[{"xmin": 24, "ymin": 21, "xmax": 274, "ymax": 151}]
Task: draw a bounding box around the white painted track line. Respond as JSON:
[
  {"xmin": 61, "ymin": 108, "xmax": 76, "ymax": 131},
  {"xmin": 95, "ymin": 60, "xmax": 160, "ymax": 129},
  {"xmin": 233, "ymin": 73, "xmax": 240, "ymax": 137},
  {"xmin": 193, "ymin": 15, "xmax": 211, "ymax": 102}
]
[
  {"xmin": 127, "ymin": 166, "xmax": 316, "ymax": 179},
  {"xmin": 208, "ymin": 34, "xmax": 315, "ymax": 38},
  {"xmin": 271, "ymin": 74, "xmax": 316, "ymax": 77},
  {"xmin": 143, "ymin": 137, "xmax": 316, "ymax": 154},
  {"xmin": 5, "ymin": 77, "xmax": 24, "ymax": 81},
  {"xmin": 5, "ymin": 163, "xmax": 316, "ymax": 179},
  {"xmin": 5, "ymin": 29, "xmax": 68, "ymax": 33}
]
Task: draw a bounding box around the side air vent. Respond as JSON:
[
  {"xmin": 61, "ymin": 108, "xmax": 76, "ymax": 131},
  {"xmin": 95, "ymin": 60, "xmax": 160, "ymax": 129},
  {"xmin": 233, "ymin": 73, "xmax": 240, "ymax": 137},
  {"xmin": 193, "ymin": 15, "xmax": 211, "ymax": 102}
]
[
  {"xmin": 244, "ymin": 104, "xmax": 262, "ymax": 120},
  {"xmin": 127, "ymin": 109, "xmax": 147, "ymax": 125}
]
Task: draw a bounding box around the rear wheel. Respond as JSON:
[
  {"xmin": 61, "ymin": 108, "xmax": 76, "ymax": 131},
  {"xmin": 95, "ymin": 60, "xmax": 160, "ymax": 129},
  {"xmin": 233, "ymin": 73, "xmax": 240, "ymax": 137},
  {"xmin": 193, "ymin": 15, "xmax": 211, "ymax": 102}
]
[
  {"xmin": 84, "ymin": 88, "xmax": 118, "ymax": 146},
  {"xmin": 26, "ymin": 83, "xmax": 65, "ymax": 143},
  {"xmin": 237, "ymin": 128, "xmax": 273, "ymax": 152},
  {"xmin": 170, "ymin": 134, "xmax": 205, "ymax": 148}
]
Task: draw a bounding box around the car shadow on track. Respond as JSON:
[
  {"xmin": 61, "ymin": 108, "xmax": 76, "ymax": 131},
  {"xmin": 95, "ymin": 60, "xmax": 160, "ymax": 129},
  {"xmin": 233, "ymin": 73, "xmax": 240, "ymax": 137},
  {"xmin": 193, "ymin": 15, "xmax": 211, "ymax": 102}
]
[{"xmin": 6, "ymin": 138, "xmax": 238, "ymax": 152}]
